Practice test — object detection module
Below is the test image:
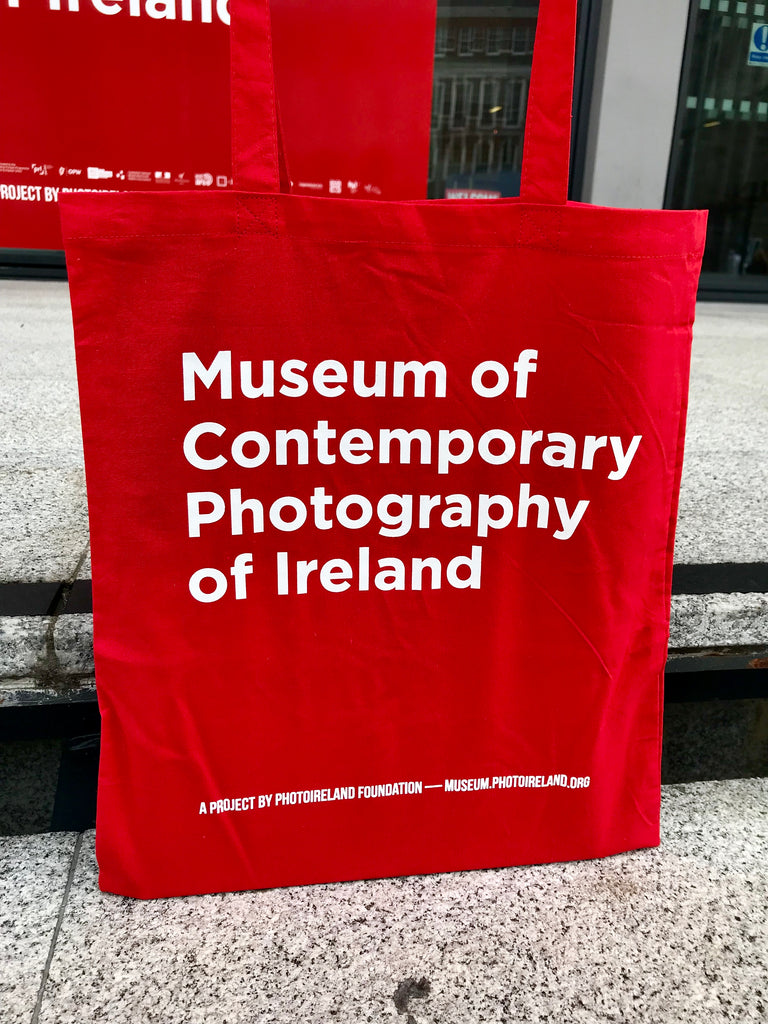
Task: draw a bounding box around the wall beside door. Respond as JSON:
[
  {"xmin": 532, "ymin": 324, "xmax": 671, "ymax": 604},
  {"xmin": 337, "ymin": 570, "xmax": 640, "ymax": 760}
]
[{"xmin": 584, "ymin": 0, "xmax": 691, "ymax": 210}]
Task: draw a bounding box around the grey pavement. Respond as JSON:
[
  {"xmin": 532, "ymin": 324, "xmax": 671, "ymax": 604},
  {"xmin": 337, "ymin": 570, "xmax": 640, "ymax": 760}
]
[
  {"xmin": 2, "ymin": 778, "xmax": 766, "ymax": 1024},
  {"xmin": 2, "ymin": 284, "xmax": 768, "ymax": 704}
]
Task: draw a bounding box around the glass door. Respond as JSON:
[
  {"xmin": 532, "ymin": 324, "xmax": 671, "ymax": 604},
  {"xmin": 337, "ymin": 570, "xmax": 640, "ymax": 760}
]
[{"xmin": 668, "ymin": 1, "xmax": 768, "ymax": 297}]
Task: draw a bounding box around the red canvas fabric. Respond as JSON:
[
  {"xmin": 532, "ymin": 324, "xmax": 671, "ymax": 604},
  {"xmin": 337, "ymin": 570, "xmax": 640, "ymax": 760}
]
[{"xmin": 60, "ymin": 0, "xmax": 706, "ymax": 899}]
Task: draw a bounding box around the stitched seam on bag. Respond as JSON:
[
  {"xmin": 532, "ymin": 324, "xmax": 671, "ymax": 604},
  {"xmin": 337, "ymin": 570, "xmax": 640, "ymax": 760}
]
[
  {"xmin": 64, "ymin": 233, "xmax": 239, "ymax": 240},
  {"xmin": 62, "ymin": 234, "xmax": 704, "ymax": 259},
  {"xmin": 263, "ymin": 0, "xmax": 280, "ymax": 195},
  {"xmin": 231, "ymin": 194, "xmax": 704, "ymax": 257},
  {"xmin": 64, "ymin": 201, "xmax": 705, "ymax": 259},
  {"xmin": 227, "ymin": 215, "xmax": 707, "ymax": 258},
  {"xmin": 267, "ymin": 242, "xmax": 703, "ymax": 260},
  {"xmin": 520, "ymin": 206, "xmax": 561, "ymax": 249},
  {"xmin": 231, "ymin": 0, "xmax": 279, "ymax": 193},
  {"xmin": 235, "ymin": 195, "xmax": 278, "ymax": 236}
]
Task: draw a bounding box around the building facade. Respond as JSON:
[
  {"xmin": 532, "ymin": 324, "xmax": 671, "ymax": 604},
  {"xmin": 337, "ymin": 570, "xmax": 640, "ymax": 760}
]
[
  {"xmin": 1, "ymin": 0, "xmax": 767, "ymax": 300},
  {"xmin": 428, "ymin": 0, "xmax": 768, "ymax": 298}
]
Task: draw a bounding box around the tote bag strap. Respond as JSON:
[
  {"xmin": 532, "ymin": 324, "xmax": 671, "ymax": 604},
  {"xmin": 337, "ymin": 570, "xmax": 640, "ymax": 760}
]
[
  {"xmin": 231, "ymin": 0, "xmax": 578, "ymax": 203},
  {"xmin": 231, "ymin": 0, "xmax": 282, "ymax": 193},
  {"xmin": 519, "ymin": 0, "xmax": 578, "ymax": 205}
]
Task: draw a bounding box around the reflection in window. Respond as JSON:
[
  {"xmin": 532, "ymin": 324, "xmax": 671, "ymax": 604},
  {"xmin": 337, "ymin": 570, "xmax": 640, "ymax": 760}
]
[
  {"xmin": 429, "ymin": 1, "xmax": 539, "ymax": 199},
  {"xmin": 486, "ymin": 27, "xmax": 503, "ymax": 56},
  {"xmin": 668, "ymin": 1, "xmax": 768, "ymax": 292},
  {"xmin": 479, "ymin": 79, "xmax": 502, "ymax": 127},
  {"xmin": 458, "ymin": 27, "xmax": 474, "ymax": 56},
  {"xmin": 435, "ymin": 25, "xmax": 449, "ymax": 57},
  {"xmin": 503, "ymin": 79, "xmax": 527, "ymax": 128},
  {"xmin": 511, "ymin": 26, "xmax": 534, "ymax": 55}
]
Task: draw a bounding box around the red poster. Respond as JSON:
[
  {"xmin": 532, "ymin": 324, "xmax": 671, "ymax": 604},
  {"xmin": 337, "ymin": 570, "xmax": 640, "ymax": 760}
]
[
  {"xmin": 0, "ymin": 0, "xmax": 436, "ymax": 249},
  {"xmin": 271, "ymin": 0, "xmax": 436, "ymax": 200}
]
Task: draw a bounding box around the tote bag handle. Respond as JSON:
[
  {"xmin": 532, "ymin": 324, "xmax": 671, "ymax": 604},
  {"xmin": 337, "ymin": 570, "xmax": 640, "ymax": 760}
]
[
  {"xmin": 519, "ymin": 0, "xmax": 577, "ymax": 204},
  {"xmin": 231, "ymin": 0, "xmax": 282, "ymax": 195},
  {"xmin": 230, "ymin": 0, "xmax": 577, "ymax": 205}
]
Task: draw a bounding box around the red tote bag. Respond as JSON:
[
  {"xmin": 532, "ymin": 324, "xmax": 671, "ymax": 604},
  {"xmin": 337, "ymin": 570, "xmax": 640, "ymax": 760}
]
[{"xmin": 61, "ymin": 0, "xmax": 706, "ymax": 899}]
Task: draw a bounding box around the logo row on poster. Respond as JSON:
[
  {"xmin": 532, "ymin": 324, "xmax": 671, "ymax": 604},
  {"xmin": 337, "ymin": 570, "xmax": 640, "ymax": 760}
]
[
  {"xmin": 0, "ymin": 162, "xmax": 385, "ymax": 196},
  {"xmin": 0, "ymin": 162, "xmax": 232, "ymax": 186}
]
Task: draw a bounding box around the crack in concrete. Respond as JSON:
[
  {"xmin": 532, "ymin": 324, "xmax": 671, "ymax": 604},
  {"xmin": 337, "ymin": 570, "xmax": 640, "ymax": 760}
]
[
  {"xmin": 35, "ymin": 543, "xmax": 91, "ymax": 694},
  {"xmin": 31, "ymin": 832, "xmax": 84, "ymax": 1024}
]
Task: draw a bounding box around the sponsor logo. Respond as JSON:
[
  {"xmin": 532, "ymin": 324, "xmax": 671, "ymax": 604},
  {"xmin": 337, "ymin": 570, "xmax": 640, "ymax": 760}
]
[
  {"xmin": 175, "ymin": 172, "xmax": 190, "ymax": 185},
  {"xmin": 154, "ymin": 171, "xmax": 171, "ymax": 182},
  {"xmin": 195, "ymin": 172, "xmax": 214, "ymax": 187},
  {"xmin": 59, "ymin": 167, "xmax": 83, "ymax": 177},
  {"xmin": 297, "ymin": 181, "xmax": 323, "ymax": 191},
  {"xmin": 347, "ymin": 180, "xmax": 359, "ymax": 194},
  {"xmin": 329, "ymin": 179, "xmax": 342, "ymax": 194},
  {"xmin": 216, "ymin": 174, "xmax": 229, "ymax": 188},
  {"xmin": 115, "ymin": 170, "xmax": 126, "ymax": 181},
  {"xmin": 87, "ymin": 167, "xmax": 114, "ymax": 180},
  {"xmin": 127, "ymin": 170, "xmax": 152, "ymax": 183},
  {"xmin": 364, "ymin": 183, "xmax": 382, "ymax": 196},
  {"xmin": 32, "ymin": 163, "xmax": 54, "ymax": 176}
]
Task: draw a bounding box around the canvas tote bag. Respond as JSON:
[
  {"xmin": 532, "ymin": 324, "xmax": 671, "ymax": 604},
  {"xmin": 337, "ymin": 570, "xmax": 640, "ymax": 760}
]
[{"xmin": 60, "ymin": 0, "xmax": 706, "ymax": 899}]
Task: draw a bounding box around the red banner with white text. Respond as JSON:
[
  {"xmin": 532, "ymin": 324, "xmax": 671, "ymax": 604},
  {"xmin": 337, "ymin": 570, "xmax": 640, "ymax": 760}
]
[{"xmin": 0, "ymin": 0, "xmax": 436, "ymax": 249}]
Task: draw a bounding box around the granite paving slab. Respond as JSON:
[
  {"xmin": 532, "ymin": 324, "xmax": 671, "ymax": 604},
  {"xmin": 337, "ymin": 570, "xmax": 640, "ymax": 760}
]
[
  {"xmin": 0, "ymin": 832, "xmax": 78, "ymax": 1024},
  {"xmin": 675, "ymin": 453, "xmax": 768, "ymax": 566},
  {"xmin": 0, "ymin": 616, "xmax": 50, "ymax": 680},
  {"xmin": 0, "ymin": 471, "xmax": 88, "ymax": 587},
  {"xmin": 35, "ymin": 779, "xmax": 768, "ymax": 1024},
  {"xmin": 0, "ymin": 613, "xmax": 94, "ymax": 705},
  {"xmin": 669, "ymin": 593, "xmax": 768, "ymax": 649}
]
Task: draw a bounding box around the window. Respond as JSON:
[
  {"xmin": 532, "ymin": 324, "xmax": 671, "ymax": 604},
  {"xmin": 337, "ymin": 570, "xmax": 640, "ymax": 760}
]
[
  {"xmin": 435, "ymin": 25, "xmax": 449, "ymax": 58},
  {"xmin": 511, "ymin": 26, "xmax": 533, "ymax": 55},
  {"xmin": 444, "ymin": 135, "xmax": 469, "ymax": 177},
  {"xmin": 498, "ymin": 26, "xmax": 513, "ymax": 54},
  {"xmin": 429, "ymin": 4, "xmax": 540, "ymax": 199},
  {"xmin": 458, "ymin": 26, "xmax": 473, "ymax": 57},
  {"xmin": 668, "ymin": 2, "xmax": 768, "ymax": 294},
  {"xmin": 487, "ymin": 27, "xmax": 503, "ymax": 56},
  {"xmin": 479, "ymin": 79, "xmax": 502, "ymax": 128},
  {"xmin": 432, "ymin": 80, "xmax": 446, "ymax": 128},
  {"xmin": 502, "ymin": 79, "xmax": 527, "ymax": 128},
  {"xmin": 465, "ymin": 78, "xmax": 481, "ymax": 126}
]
